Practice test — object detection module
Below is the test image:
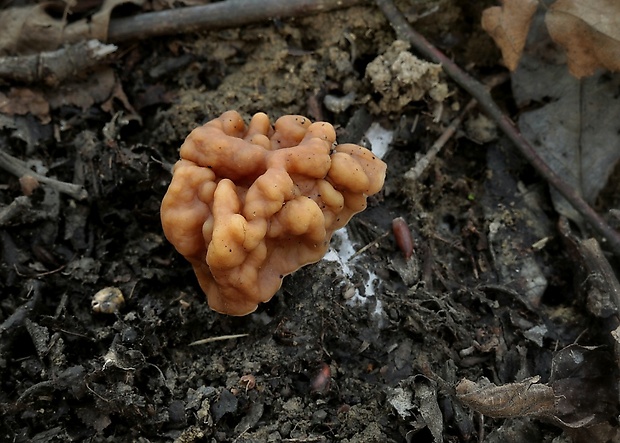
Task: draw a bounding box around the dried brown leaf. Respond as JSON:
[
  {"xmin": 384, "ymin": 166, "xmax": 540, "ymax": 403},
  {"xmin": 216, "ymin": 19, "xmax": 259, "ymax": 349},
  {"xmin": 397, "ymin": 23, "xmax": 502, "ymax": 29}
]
[
  {"xmin": 0, "ymin": 88, "xmax": 50, "ymax": 123},
  {"xmin": 481, "ymin": 0, "xmax": 539, "ymax": 71},
  {"xmin": 456, "ymin": 376, "xmax": 556, "ymax": 418},
  {"xmin": 546, "ymin": 0, "xmax": 620, "ymax": 78},
  {"xmin": 0, "ymin": 67, "xmax": 136, "ymax": 123}
]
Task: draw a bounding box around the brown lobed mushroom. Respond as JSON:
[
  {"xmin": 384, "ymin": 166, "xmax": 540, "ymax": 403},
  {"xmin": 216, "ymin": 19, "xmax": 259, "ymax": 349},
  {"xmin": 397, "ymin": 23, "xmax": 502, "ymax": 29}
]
[{"xmin": 161, "ymin": 110, "xmax": 387, "ymax": 315}]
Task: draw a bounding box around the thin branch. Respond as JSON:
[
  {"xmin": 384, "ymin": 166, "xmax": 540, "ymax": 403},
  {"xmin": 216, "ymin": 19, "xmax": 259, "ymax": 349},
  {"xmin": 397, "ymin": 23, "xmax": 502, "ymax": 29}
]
[
  {"xmin": 108, "ymin": 0, "xmax": 366, "ymax": 43},
  {"xmin": 0, "ymin": 150, "xmax": 88, "ymax": 201},
  {"xmin": 375, "ymin": 0, "xmax": 620, "ymax": 256},
  {"xmin": 16, "ymin": 380, "xmax": 55, "ymax": 404},
  {"xmin": 0, "ymin": 281, "xmax": 41, "ymax": 335},
  {"xmin": 188, "ymin": 333, "xmax": 249, "ymax": 346},
  {"xmin": 0, "ymin": 196, "xmax": 30, "ymax": 226}
]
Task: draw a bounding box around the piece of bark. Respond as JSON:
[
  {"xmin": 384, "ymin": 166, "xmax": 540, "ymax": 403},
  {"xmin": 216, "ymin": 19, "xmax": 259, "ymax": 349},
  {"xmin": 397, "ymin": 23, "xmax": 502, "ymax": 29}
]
[{"xmin": 0, "ymin": 40, "xmax": 117, "ymax": 86}]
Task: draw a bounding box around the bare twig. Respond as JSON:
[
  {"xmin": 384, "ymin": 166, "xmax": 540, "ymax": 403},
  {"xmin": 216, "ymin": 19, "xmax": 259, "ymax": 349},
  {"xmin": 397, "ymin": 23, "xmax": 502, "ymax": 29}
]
[
  {"xmin": 375, "ymin": 0, "xmax": 620, "ymax": 256},
  {"xmin": 108, "ymin": 0, "xmax": 366, "ymax": 42},
  {"xmin": 188, "ymin": 333, "xmax": 249, "ymax": 346},
  {"xmin": 0, "ymin": 281, "xmax": 41, "ymax": 336},
  {"xmin": 15, "ymin": 380, "xmax": 55, "ymax": 404},
  {"xmin": 0, "ymin": 150, "xmax": 88, "ymax": 200},
  {"xmin": 0, "ymin": 195, "xmax": 31, "ymax": 226},
  {"xmin": 0, "ymin": 40, "xmax": 117, "ymax": 86}
]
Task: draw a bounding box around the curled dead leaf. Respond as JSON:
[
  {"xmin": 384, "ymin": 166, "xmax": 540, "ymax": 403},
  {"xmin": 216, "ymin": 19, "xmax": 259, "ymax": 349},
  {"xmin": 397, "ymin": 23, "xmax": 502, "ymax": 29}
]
[{"xmin": 456, "ymin": 376, "xmax": 556, "ymax": 418}]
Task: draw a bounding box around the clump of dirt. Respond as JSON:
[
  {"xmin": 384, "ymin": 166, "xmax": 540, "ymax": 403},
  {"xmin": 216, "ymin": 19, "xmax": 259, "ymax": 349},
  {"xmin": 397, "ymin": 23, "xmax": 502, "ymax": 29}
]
[
  {"xmin": 365, "ymin": 39, "xmax": 449, "ymax": 114},
  {"xmin": 149, "ymin": 5, "xmax": 393, "ymax": 144}
]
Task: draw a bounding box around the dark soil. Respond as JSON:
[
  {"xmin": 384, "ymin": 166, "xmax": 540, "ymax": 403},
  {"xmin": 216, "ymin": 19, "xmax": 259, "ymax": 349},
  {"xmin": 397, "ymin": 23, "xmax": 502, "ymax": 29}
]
[{"xmin": 1, "ymin": 1, "xmax": 619, "ymax": 442}]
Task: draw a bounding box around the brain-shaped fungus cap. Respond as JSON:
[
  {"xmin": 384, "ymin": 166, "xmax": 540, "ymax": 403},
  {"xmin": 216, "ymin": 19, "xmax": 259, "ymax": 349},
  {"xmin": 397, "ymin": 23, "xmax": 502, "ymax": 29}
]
[{"xmin": 161, "ymin": 110, "xmax": 387, "ymax": 315}]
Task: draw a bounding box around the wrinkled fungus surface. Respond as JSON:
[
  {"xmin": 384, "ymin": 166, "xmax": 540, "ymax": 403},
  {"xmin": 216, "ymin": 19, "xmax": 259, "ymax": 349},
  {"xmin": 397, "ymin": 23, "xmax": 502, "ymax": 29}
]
[{"xmin": 161, "ymin": 111, "xmax": 387, "ymax": 315}]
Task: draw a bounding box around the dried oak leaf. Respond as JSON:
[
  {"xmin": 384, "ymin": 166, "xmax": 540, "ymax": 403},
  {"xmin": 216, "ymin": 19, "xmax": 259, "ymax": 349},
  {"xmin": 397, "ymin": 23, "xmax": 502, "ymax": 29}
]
[
  {"xmin": 546, "ymin": 0, "xmax": 620, "ymax": 78},
  {"xmin": 481, "ymin": 0, "xmax": 539, "ymax": 71}
]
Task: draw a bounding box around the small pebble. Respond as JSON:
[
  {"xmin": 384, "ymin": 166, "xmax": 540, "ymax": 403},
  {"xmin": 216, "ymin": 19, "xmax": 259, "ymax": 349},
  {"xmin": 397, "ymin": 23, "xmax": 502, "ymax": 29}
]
[{"xmin": 91, "ymin": 287, "xmax": 125, "ymax": 314}]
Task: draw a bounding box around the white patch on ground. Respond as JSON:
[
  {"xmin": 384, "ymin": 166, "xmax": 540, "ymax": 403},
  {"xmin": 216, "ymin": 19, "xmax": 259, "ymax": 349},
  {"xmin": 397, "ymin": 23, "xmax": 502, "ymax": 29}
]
[
  {"xmin": 323, "ymin": 228, "xmax": 385, "ymax": 322},
  {"xmin": 365, "ymin": 122, "xmax": 393, "ymax": 160}
]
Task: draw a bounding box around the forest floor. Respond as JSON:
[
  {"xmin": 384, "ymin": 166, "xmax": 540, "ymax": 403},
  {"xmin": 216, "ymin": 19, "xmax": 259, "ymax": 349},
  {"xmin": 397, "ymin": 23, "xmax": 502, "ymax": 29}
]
[{"xmin": 1, "ymin": 0, "xmax": 619, "ymax": 442}]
